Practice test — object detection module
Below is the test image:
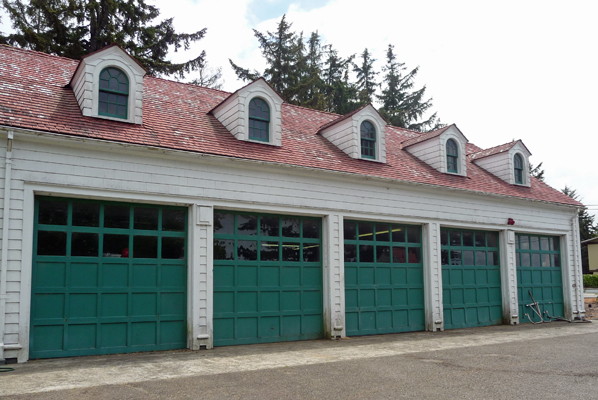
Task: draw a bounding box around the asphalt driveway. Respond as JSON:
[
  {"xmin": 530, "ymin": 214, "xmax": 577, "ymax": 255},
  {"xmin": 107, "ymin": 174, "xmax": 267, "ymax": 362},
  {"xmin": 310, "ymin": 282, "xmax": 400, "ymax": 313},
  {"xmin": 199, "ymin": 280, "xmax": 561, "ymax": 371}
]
[{"xmin": 2, "ymin": 322, "xmax": 598, "ymax": 399}]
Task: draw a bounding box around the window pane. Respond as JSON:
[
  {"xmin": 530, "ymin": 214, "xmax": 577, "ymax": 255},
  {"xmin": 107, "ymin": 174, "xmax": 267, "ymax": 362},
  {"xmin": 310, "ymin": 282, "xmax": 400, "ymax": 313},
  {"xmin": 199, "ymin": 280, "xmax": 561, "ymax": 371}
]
[
  {"xmin": 344, "ymin": 244, "xmax": 357, "ymax": 262},
  {"xmin": 476, "ymin": 251, "xmax": 486, "ymax": 266},
  {"xmin": 133, "ymin": 235, "xmax": 157, "ymax": 258},
  {"xmin": 392, "ymin": 226, "xmax": 405, "ymax": 243},
  {"xmin": 450, "ymin": 231, "xmax": 461, "ymax": 246},
  {"xmin": 408, "ymin": 247, "xmax": 421, "ymax": 263},
  {"xmin": 393, "ymin": 247, "xmax": 406, "ymax": 264},
  {"xmin": 531, "ymin": 253, "xmax": 541, "ymax": 267},
  {"xmin": 462, "ymin": 250, "xmax": 474, "ymax": 265},
  {"xmin": 488, "ymin": 251, "xmax": 498, "ymax": 266},
  {"xmin": 37, "ymin": 231, "xmax": 67, "ymax": 256},
  {"xmin": 261, "ymin": 241, "xmax": 279, "ymax": 261},
  {"xmin": 282, "ymin": 218, "xmax": 300, "ymax": 238},
  {"xmin": 487, "ymin": 232, "xmax": 498, "ymax": 248},
  {"xmin": 359, "ymin": 223, "xmax": 374, "ymax": 241},
  {"xmin": 450, "ymin": 250, "xmax": 461, "ymax": 265},
  {"xmin": 72, "ymin": 232, "xmax": 99, "ymax": 257},
  {"xmin": 521, "ymin": 253, "xmax": 530, "ymax": 267},
  {"xmin": 375, "ymin": 225, "xmax": 390, "ymax": 242},
  {"xmin": 134, "ymin": 207, "xmax": 159, "ymax": 230},
  {"xmin": 109, "ymin": 103, "xmax": 117, "ymax": 115},
  {"xmin": 72, "ymin": 203, "xmax": 100, "ymax": 227},
  {"xmin": 237, "ymin": 215, "xmax": 257, "ymax": 236},
  {"xmin": 282, "ymin": 242, "xmax": 300, "ymax": 262},
  {"xmin": 376, "ymin": 246, "xmax": 391, "ymax": 263},
  {"xmin": 214, "ymin": 239, "xmax": 234, "ymax": 260},
  {"xmin": 162, "ymin": 237, "xmax": 185, "ymax": 259},
  {"xmin": 237, "ymin": 240, "xmax": 257, "ymax": 261},
  {"xmin": 303, "ymin": 244, "xmax": 320, "ymax": 262},
  {"xmin": 103, "ymin": 234, "xmax": 129, "ymax": 257},
  {"xmin": 260, "ymin": 216, "xmax": 279, "ymax": 237},
  {"xmin": 441, "ymin": 249, "xmax": 449, "ymax": 265},
  {"xmin": 344, "ymin": 221, "xmax": 357, "ymax": 240},
  {"xmin": 530, "ymin": 237, "xmax": 540, "ymax": 251},
  {"xmin": 407, "ymin": 226, "xmax": 421, "ymax": 243},
  {"xmin": 541, "ymin": 254, "xmax": 550, "ymax": 267},
  {"xmin": 552, "ymin": 237, "xmax": 560, "ymax": 251},
  {"xmin": 475, "ymin": 232, "xmax": 486, "ymax": 247},
  {"xmin": 520, "ymin": 236, "xmax": 529, "ymax": 250},
  {"xmin": 552, "ymin": 254, "xmax": 560, "ymax": 267},
  {"xmin": 162, "ymin": 209, "xmax": 186, "ymax": 232},
  {"xmin": 38, "ymin": 200, "xmax": 68, "ymax": 225},
  {"xmin": 214, "ymin": 213, "xmax": 234, "ymax": 235},
  {"xmin": 359, "ymin": 245, "xmax": 374, "ymax": 262},
  {"xmin": 104, "ymin": 205, "xmax": 130, "ymax": 229},
  {"xmin": 516, "ymin": 253, "xmax": 521, "ymax": 267},
  {"xmin": 462, "ymin": 232, "xmax": 474, "ymax": 247},
  {"xmin": 440, "ymin": 229, "xmax": 448, "ymax": 246},
  {"xmin": 303, "ymin": 219, "xmax": 320, "ymax": 239}
]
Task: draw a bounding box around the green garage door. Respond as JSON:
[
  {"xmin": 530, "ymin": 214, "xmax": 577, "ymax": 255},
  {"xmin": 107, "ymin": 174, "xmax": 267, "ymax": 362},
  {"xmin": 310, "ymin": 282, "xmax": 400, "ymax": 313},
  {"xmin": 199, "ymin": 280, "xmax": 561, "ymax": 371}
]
[
  {"xmin": 441, "ymin": 229, "xmax": 502, "ymax": 329},
  {"xmin": 31, "ymin": 197, "xmax": 187, "ymax": 359},
  {"xmin": 213, "ymin": 211, "xmax": 323, "ymax": 346},
  {"xmin": 516, "ymin": 234, "xmax": 564, "ymax": 323},
  {"xmin": 344, "ymin": 221, "xmax": 424, "ymax": 336}
]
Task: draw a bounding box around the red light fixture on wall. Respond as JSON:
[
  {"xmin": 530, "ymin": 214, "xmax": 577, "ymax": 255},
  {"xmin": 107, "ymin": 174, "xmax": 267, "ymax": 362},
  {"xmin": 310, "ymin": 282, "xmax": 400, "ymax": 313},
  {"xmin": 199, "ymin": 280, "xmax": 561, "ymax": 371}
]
[{"xmin": 507, "ymin": 218, "xmax": 515, "ymax": 225}]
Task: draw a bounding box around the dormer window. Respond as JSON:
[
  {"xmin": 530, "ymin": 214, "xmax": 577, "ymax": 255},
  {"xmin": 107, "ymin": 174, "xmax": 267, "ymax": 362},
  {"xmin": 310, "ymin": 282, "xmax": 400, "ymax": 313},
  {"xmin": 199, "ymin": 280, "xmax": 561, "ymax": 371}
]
[
  {"xmin": 248, "ymin": 98, "xmax": 270, "ymax": 142},
  {"xmin": 99, "ymin": 67, "xmax": 129, "ymax": 119},
  {"xmin": 514, "ymin": 153, "xmax": 524, "ymax": 184},
  {"xmin": 446, "ymin": 139, "xmax": 459, "ymax": 173},
  {"xmin": 360, "ymin": 121, "xmax": 376, "ymax": 159}
]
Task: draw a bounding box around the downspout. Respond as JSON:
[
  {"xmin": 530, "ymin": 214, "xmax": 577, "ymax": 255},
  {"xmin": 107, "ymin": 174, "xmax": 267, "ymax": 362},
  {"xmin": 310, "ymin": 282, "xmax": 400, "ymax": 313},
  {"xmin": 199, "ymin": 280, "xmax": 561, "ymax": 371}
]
[{"xmin": 0, "ymin": 131, "xmax": 14, "ymax": 364}]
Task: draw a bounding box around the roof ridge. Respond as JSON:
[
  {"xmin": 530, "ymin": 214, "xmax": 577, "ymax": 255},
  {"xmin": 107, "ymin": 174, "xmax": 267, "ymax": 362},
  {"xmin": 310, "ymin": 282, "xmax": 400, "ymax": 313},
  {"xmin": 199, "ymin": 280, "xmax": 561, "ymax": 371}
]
[{"xmin": 147, "ymin": 75, "xmax": 233, "ymax": 95}]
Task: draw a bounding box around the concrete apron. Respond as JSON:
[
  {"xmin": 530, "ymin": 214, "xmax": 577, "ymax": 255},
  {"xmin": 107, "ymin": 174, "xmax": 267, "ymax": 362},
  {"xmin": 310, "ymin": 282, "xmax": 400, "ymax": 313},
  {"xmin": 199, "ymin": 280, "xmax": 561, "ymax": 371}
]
[{"xmin": 2, "ymin": 322, "xmax": 597, "ymax": 397}]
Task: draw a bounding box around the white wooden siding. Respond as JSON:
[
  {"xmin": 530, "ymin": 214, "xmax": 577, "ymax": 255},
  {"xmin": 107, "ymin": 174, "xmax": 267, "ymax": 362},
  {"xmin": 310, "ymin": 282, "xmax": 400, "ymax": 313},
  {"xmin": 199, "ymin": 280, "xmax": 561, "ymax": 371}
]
[
  {"xmin": 0, "ymin": 133, "xmax": 582, "ymax": 361},
  {"xmin": 406, "ymin": 139, "xmax": 443, "ymax": 171},
  {"xmin": 474, "ymin": 153, "xmax": 512, "ymax": 183},
  {"xmin": 320, "ymin": 119, "xmax": 357, "ymax": 158}
]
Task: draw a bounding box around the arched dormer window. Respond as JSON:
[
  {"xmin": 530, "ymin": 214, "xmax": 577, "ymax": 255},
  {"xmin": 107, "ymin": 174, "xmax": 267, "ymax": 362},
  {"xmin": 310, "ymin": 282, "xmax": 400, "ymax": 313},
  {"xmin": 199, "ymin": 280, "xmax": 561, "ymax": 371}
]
[
  {"xmin": 360, "ymin": 121, "xmax": 376, "ymax": 159},
  {"xmin": 99, "ymin": 67, "xmax": 129, "ymax": 119},
  {"xmin": 514, "ymin": 153, "xmax": 524, "ymax": 184},
  {"xmin": 446, "ymin": 139, "xmax": 458, "ymax": 173},
  {"xmin": 248, "ymin": 98, "xmax": 270, "ymax": 142}
]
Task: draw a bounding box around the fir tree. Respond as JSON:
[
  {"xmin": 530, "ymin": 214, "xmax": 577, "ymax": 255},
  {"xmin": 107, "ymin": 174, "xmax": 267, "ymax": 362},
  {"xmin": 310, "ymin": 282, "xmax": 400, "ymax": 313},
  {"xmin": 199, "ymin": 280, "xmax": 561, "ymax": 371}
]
[
  {"xmin": 230, "ymin": 14, "xmax": 299, "ymax": 101},
  {"xmin": 378, "ymin": 44, "xmax": 440, "ymax": 131},
  {"xmin": 293, "ymin": 32, "xmax": 326, "ymax": 110},
  {"xmin": 529, "ymin": 162, "xmax": 545, "ymax": 181},
  {"xmin": 321, "ymin": 45, "xmax": 357, "ymax": 114},
  {"xmin": 562, "ymin": 186, "xmax": 598, "ymax": 273},
  {"xmin": 190, "ymin": 62, "xmax": 224, "ymax": 90},
  {"xmin": 1, "ymin": 0, "xmax": 207, "ymax": 78},
  {"xmin": 353, "ymin": 48, "xmax": 378, "ymax": 105}
]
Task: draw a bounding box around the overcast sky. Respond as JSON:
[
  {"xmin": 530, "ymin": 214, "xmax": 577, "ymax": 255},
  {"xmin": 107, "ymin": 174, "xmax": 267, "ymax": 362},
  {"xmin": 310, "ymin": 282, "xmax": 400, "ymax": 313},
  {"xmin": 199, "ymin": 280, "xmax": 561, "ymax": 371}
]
[{"xmin": 4, "ymin": 0, "xmax": 598, "ymax": 217}]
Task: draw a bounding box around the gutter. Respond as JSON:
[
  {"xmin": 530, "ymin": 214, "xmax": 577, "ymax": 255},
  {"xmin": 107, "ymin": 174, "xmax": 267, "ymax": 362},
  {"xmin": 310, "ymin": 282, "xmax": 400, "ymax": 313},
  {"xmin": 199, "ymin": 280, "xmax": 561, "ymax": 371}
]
[{"xmin": 0, "ymin": 131, "xmax": 13, "ymax": 364}]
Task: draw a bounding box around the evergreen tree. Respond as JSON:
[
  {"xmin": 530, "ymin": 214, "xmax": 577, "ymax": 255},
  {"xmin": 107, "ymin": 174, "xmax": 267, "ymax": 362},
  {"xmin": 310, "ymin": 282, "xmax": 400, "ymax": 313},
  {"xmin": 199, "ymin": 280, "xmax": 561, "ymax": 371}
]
[
  {"xmin": 1, "ymin": 0, "xmax": 207, "ymax": 78},
  {"xmin": 529, "ymin": 162, "xmax": 545, "ymax": 181},
  {"xmin": 293, "ymin": 31, "xmax": 326, "ymax": 110},
  {"xmin": 562, "ymin": 186, "xmax": 598, "ymax": 273},
  {"xmin": 353, "ymin": 48, "xmax": 378, "ymax": 105},
  {"xmin": 378, "ymin": 44, "xmax": 440, "ymax": 131},
  {"xmin": 321, "ymin": 45, "xmax": 357, "ymax": 114},
  {"xmin": 230, "ymin": 14, "xmax": 299, "ymax": 102},
  {"xmin": 190, "ymin": 62, "xmax": 224, "ymax": 90}
]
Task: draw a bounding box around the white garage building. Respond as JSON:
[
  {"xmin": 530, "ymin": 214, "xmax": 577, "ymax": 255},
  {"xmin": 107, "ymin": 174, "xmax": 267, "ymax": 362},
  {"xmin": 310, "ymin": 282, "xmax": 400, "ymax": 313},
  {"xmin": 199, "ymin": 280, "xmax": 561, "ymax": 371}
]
[{"xmin": 0, "ymin": 44, "xmax": 585, "ymax": 363}]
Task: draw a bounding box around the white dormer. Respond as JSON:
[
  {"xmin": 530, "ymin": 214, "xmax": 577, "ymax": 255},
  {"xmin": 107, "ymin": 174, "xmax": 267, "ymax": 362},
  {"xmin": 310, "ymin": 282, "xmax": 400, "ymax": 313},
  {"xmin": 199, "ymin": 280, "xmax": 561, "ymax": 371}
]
[
  {"xmin": 317, "ymin": 105, "xmax": 387, "ymax": 163},
  {"xmin": 470, "ymin": 140, "xmax": 532, "ymax": 187},
  {"xmin": 69, "ymin": 44, "xmax": 146, "ymax": 124},
  {"xmin": 401, "ymin": 124, "xmax": 468, "ymax": 176},
  {"xmin": 209, "ymin": 78, "xmax": 283, "ymax": 146}
]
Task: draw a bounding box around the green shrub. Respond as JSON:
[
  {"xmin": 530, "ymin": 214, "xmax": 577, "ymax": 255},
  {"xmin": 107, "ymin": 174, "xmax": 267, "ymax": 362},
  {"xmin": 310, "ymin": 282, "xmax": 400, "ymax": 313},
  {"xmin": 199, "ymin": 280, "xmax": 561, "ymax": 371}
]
[{"xmin": 583, "ymin": 274, "xmax": 598, "ymax": 288}]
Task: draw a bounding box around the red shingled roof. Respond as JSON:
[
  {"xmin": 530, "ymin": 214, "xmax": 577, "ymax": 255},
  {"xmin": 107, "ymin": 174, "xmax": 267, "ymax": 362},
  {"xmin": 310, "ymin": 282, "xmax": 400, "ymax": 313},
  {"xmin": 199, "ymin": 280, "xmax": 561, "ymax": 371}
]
[
  {"xmin": 401, "ymin": 124, "xmax": 457, "ymax": 147},
  {"xmin": 469, "ymin": 139, "xmax": 531, "ymax": 160},
  {"xmin": 0, "ymin": 45, "xmax": 581, "ymax": 207}
]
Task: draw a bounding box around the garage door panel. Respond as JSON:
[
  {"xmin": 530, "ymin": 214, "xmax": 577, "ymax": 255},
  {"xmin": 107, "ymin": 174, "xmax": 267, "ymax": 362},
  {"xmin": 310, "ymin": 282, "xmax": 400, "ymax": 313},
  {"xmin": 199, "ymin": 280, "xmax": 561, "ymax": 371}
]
[
  {"xmin": 31, "ymin": 197, "xmax": 188, "ymax": 359},
  {"xmin": 345, "ymin": 221, "xmax": 424, "ymax": 336},
  {"xmin": 441, "ymin": 228, "xmax": 502, "ymax": 330},
  {"xmin": 213, "ymin": 212, "xmax": 324, "ymax": 345},
  {"xmin": 516, "ymin": 234, "xmax": 564, "ymax": 323}
]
